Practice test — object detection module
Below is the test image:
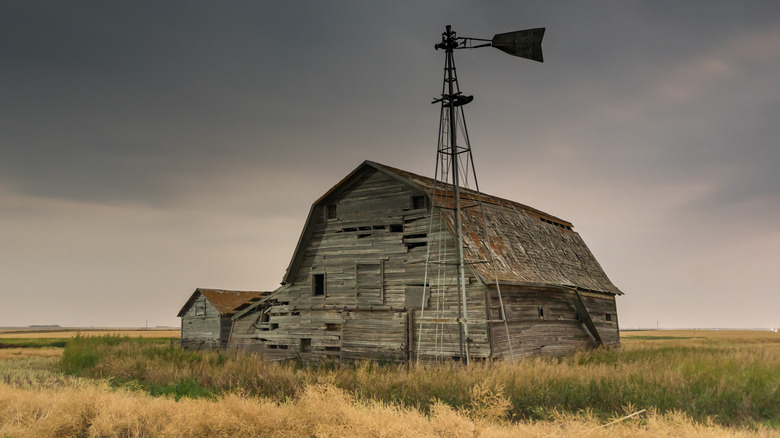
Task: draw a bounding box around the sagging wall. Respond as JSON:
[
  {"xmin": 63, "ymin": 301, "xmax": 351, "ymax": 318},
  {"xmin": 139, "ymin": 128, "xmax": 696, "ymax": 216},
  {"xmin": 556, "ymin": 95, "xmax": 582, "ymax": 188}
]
[
  {"xmin": 181, "ymin": 294, "xmax": 223, "ymax": 349},
  {"xmin": 487, "ymin": 285, "xmax": 619, "ymax": 358},
  {"xmin": 229, "ymin": 168, "xmax": 490, "ymax": 361}
]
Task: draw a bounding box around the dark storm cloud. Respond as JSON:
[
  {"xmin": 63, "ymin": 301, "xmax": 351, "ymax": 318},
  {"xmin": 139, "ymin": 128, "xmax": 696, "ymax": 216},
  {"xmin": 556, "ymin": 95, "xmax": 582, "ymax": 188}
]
[
  {"xmin": 2, "ymin": 1, "xmax": 779, "ymax": 327},
  {"xmin": 0, "ymin": 2, "xmax": 435, "ymax": 203}
]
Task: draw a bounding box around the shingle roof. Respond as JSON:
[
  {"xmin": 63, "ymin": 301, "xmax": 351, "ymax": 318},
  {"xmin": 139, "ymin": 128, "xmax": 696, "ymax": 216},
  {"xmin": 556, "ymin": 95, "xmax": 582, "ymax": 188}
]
[
  {"xmin": 177, "ymin": 289, "xmax": 270, "ymax": 317},
  {"xmin": 369, "ymin": 162, "xmax": 622, "ymax": 295}
]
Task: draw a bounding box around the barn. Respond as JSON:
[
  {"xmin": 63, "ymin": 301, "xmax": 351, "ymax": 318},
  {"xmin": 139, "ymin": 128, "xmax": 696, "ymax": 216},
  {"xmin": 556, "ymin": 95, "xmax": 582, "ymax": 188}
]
[
  {"xmin": 178, "ymin": 288, "xmax": 268, "ymax": 349},
  {"xmin": 229, "ymin": 161, "xmax": 623, "ymax": 362}
]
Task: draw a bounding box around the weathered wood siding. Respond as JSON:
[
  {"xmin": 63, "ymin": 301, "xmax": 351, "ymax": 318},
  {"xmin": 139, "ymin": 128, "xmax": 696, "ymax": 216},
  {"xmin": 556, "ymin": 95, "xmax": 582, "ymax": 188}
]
[
  {"xmin": 487, "ymin": 285, "xmax": 619, "ymax": 358},
  {"xmin": 181, "ymin": 294, "xmax": 222, "ymax": 349},
  {"xmin": 229, "ymin": 168, "xmax": 490, "ymax": 361}
]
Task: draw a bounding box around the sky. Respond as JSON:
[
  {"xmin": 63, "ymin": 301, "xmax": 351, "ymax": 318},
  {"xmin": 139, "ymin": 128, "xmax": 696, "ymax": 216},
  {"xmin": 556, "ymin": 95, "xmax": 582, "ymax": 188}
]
[{"xmin": 1, "ymin": 1, "xmax": 779, "ymax": 329}]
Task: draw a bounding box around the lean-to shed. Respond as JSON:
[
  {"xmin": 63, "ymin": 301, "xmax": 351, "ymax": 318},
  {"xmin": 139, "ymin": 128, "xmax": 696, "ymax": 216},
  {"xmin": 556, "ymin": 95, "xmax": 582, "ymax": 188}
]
[
  {"xmin": 178, "ymin": 289, "xmax": 269, "ymax": 349},
  {"xmin": 229, "ymin": 161, "xmax": 623, "ymax": 362}
]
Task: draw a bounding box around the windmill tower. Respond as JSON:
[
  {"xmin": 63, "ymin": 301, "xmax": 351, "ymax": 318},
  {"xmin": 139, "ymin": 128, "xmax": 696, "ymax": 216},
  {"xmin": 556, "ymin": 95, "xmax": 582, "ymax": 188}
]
[{"xmin": 417, "ymin": 25, "xmax": 545, "ymax": 364}]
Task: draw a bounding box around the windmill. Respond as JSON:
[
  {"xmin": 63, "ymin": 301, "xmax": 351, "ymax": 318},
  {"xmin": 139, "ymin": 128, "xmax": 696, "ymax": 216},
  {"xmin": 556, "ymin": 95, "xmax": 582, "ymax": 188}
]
[{"xmin": 418, "ymin": 25, "xmax": 545, "ymax": 365}]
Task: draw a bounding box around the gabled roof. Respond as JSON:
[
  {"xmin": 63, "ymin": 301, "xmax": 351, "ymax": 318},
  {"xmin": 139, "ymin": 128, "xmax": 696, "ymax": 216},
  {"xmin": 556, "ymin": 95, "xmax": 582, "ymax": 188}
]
[
  {"xmin": 282, "ymin": 160, "xmax": 622, "ymax": 295},
  {"xmin": 177, "ymin": 289, "xmax": 270, "ymax": 317}
]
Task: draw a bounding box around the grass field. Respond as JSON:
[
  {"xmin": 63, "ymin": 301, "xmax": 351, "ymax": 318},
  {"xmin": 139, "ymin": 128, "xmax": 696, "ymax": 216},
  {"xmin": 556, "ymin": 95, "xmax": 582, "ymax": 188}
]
[{"xmin": 1, "ymin": 329, "xmax": 778, "ymax": 437}]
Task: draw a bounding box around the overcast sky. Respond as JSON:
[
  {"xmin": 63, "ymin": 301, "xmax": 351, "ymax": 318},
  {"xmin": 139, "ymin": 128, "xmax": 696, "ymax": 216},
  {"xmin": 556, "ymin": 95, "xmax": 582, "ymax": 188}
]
[{"xmin": 2, "ymin": 1, "xmax": 778, "ymax": 329}]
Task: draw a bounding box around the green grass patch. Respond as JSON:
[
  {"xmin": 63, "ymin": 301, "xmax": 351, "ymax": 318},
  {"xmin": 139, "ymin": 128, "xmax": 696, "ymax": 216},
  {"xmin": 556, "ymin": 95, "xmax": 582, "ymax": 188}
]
[
  {"xmin": 148, "ymin": 377, "xmax": 218, "ymax": 400},
  {"xmin": 59, "ymin": 334, "xmax": 174, "ymax": 376},
  {"xmin": 0, "ymin": 338, "xmax": 69, "ymax": 348}
]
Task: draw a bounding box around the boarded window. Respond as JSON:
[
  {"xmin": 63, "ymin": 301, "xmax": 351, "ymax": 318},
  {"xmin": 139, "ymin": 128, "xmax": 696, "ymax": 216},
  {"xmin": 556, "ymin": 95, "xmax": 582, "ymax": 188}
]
[
  {"xmin": 405, "ymin": 284, "xmax": 430, "ymax": 309},
  {"xmin": 312, "ymin": 273, "xmax": 326, "ymax": 297},
  {"xmin": 356, "ymin": 262, "xmax": 383, "ymax": 304}
]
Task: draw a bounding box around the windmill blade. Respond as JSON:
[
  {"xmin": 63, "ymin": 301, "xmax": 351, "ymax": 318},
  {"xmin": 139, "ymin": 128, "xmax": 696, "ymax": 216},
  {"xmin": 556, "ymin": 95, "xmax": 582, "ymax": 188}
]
[{"xmin": 491, "ymin": 28, "xmax": 545, "ymax": 62}]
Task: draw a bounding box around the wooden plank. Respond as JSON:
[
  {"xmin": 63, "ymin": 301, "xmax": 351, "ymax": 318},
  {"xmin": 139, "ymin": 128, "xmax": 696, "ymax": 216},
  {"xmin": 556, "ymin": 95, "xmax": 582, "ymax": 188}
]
[{"xmin": 573, "ymin": 289, "xmax": 603, "ymax": 346}]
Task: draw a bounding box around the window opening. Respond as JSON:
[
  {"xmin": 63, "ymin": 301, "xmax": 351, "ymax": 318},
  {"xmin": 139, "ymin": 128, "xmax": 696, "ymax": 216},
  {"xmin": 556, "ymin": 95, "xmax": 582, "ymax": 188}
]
[
  {"xmin": 325, "ymin": 323, "xmax": 341, "ymax": 331},
  {"xmin": 538, "ymin": 307, "xmax": 544, "ymax": 319},
  {"xmin": 312, "ymin": 273, "xmax": 326, "ymax": 296},
  {"xmin": 403, "ymin": 233, "xmax": 428, "ymax": 250},
  {"xmin": 389, "ymin": 224, "xmax": 403, "ymax": 233},
  {"xmin": 300, "ymin": 338, "xmax": 312, "ymax": 352},
  {"xmin": 325, "ymin": 204, "xmax": 337, "ymax": 220},
  {"xmin": 411, "ymin": 195, "xmax": 427, "ymax": 210}
]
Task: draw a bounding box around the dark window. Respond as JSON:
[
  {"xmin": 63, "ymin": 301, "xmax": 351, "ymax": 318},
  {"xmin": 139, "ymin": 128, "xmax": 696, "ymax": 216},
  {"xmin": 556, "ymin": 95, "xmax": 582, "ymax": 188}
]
[
  {"xmin": 389, "ymin": 224, "xmax": 403, "ymax": 233},
  {"xmin": 300, "ymin": 338, "xmax": 312, "ymax": 352},
  {"xmin": 403, "ymin": 233, "xmax": 428, "ymax": 250},
  {"xmin": 606, "ymin": 313, "xmax": 613, "ymax": 322},
  {"xmin": 312, "ymin": 273, "xmax": 325, "ymax": 296},
  {"xmin": 325, "ymin": 323, "xmax": 341, "ymax": 331},
  {"xmin": 325, "ymin": 204, "xmax": 337, "ymax": 220},
  {"xmin": 538, "ymin": 307, "xmax": 545, "ymax": 319},
  {"xmin": 411, "ymin": 195, "xmax": 427, "ymax": 210}
]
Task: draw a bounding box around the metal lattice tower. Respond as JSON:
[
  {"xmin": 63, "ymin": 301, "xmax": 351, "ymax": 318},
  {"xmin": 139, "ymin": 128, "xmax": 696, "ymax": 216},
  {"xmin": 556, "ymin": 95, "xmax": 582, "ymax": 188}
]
[{"xmin": 416, "ymin": 24, "xmax": 544, "ymax": 365}]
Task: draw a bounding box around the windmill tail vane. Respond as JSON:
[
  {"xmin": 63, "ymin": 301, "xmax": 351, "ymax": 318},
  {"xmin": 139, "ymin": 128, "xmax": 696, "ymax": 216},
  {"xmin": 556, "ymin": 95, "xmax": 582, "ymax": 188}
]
[{"xmin": 435, "ymin": 24, "xmax": 545, "ymax": 62}]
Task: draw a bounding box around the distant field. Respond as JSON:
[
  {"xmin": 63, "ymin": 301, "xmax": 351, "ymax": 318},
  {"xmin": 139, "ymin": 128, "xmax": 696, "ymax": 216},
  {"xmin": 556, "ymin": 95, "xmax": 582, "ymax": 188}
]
[
  {"xmin": 621, "ymin": 329, "xmax": 779, "ymax": 343},
  {"xmin": 0, "ymin": 329, "xmax": 180, "ymax": 339}
]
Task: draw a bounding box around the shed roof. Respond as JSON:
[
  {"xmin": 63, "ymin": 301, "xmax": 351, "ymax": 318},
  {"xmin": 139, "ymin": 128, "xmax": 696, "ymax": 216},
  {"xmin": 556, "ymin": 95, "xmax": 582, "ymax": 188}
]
[
  {"xmin": 177, "ymin": 289, "xmax": 270, "ymax": 317},
  {"xmin": 283, "ymin": 160, "xmax": 622, "ymax": 295}
]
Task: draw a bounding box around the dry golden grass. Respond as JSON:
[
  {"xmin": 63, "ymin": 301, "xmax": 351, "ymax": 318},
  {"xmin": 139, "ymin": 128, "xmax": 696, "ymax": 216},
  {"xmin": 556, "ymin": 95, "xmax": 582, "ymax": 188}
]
[
  {"xmin": 0, "ymin": 382, "xmax": 775, "ymax": 437},
  {"xmin": 0, "ymin": 347, "xmax": 63, "ymax": 360},
  {"xmin": 0, "ymin": 329, "xmax": 180, "ymax": 339},
  {"xmin": 1, "ymin": 330, "xmax": 778, "ymax": 436}
]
